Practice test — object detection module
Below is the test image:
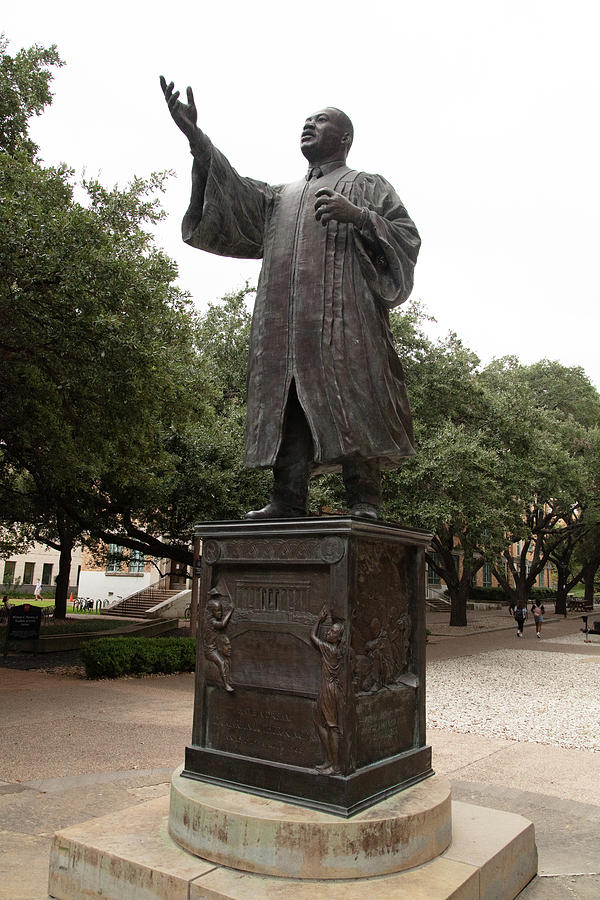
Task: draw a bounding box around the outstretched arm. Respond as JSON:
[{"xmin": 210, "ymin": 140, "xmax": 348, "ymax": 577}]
[
  {"xmin": 311, "ymin": 605, "xmax": 328, "ymax": 647},
  {"xmin": 159, "ymin": 76, "xmax": 211, "ymax": 163}
]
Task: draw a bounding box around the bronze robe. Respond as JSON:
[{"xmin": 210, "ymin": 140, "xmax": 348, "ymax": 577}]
[{"xmin": 183, "ymin": 145, "xmax": 420, "ymax": 474}]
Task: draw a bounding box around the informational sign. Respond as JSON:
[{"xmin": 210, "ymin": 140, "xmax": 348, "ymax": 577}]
[{"xmin": 6, "ymin": 603, "xmax": 42, "ymax": 641}]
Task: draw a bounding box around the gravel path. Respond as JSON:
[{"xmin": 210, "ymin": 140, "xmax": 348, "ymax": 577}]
[{"xmin": 427, "ymin": 648, "xmax": 600, "ymax": 752}]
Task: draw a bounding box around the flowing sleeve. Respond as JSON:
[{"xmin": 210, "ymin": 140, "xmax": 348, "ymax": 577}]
[
  {"xmin": 182, "ymin": 141, "xmax": 277, "ymax": 259},
  {"xmin": 350, "ymin": 174, "xmax": 421, "ymax": 309}
]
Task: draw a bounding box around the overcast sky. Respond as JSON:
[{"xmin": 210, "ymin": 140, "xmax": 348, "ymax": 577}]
[{"xmin": 4, "ymin": 1, "xmax": 599, "ymax": 387}]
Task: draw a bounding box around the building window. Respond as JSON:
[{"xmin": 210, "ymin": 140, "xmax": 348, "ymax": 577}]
[
  {"xmin": 23, "ymin": 562, "xmax": 35, "ymax": 584},
  {"xmin": 427, "ymin": 552, "xmax": 441, "ymax": 586},
  {"xmin": 483, "ymin": 563, "xmax": 492, "ymax": 587},
  {"xmin": 107, "ymin": 544, "xmax": 123, "ymax": 573},
  {"xmin": 42, "ymin": 563, "xmax": 53, "ymax": 585},
  {"xmin": 129, "ymin": 550, "xmax": 145, "ymax": 574},
  {"xmin": 3, "ymin": 561, "xmax": 16, "ymax": 584}
]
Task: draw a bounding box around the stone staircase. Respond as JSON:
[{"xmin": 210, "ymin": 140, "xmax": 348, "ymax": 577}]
[
  {"xmin": 426, "ymin": 589, "xmax": 451, "ymax": 613},
  {"xmin": 101, "ymin": 585, "xmax": 182, "ymax": 619}
]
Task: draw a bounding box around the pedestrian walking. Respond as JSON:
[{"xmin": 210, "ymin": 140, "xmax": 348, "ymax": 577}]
[
  {"xmin": 514, "ymin": 602, "xmax": 527, "ymax": 636},
  {"xmin": 531, "ymin": 601, "xmax": 544, "ymax": 639},
  {"xmin": 34, "ymin": 579, "xmax": 42, "ymax": 600}
]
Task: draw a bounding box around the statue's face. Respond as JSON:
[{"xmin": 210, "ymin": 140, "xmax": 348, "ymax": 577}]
[
  {"xmin": 327, "ymin": 622, "xmax": 343, "ymax": 644},
  {"xmin": 208, "ymin": 599, "xmax": 223, "ymax": 619},
  {"xmin": 301, "ymin": 108, "xmax": 349, "ymax": 163}
]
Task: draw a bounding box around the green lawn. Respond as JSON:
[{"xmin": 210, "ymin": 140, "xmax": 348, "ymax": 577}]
[{"xmin": 3, "ymin": 599, "xmax": 104, "ymax": 615}]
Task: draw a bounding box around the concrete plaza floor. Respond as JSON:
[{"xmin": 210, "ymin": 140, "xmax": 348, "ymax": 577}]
[{"xmin": 1, "ymin": 608, "xmax": 598, "ymax": 899}]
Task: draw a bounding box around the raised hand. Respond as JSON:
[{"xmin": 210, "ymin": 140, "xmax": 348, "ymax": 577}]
[
  {"xmin": 159, "ymin": 76, "xmax": 201, "ymax": 144},
  {"xmin": 315, "ymin": 188, "xmax": 363, "ymax": 227}
]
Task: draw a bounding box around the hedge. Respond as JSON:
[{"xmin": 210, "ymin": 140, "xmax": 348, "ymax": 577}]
[
  {"xmin": 468, "ymin": 586, "xmax": 558, "ymax": 603},
  {"xmin": 81, "ymin": 636, "xmax": 196, "ymax": 679},
  {"xmin": 468, "ymin": 586, "xmax": 507, "ymax": 603}
]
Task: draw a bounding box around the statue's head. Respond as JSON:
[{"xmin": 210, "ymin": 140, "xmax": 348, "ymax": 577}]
[
  {"xmin": 327, "ymin": 621, "xmax": 344, "ymax": 644},
  {"xmin": 301, "ymin": 107, "xmax": 353, "ymax": 164},
  {"xmin": 207, "ymin": 598, "xmax": 223, "ymax": 619}
]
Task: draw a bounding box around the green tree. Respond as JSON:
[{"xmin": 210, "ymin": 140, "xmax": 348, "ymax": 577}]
[
  {"xmin": 0, "ymin": 39, "xmax": 202, "ymax": 615},
  {"xmin": 481, "ymin": 359, "xmax": 600, "ymax": 611},
  {"xmin": 383, "ymin": 306, "xmax": 523, "ymax": 625},
  {"xmin": 0, "ymin": 34, "xmax": 63, "ymax": 157}
]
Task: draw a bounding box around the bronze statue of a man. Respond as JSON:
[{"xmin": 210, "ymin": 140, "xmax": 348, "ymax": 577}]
[{"xmin": 160, "ymin": 79, "xmax": 420, "ymax": 520}]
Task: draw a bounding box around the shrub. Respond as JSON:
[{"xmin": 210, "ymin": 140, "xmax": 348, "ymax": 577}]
[
  {"xmin": 468, "ymin": 586, "xmax": 507, "ymax": 603},
  {"xmin": 529, "ymin": 587, "xmax": 558, "ymax": 601},
  {"xmin": 468, "ymin": 585, "xmax": 557, "ymax": 604},
  {"xmin": 81, "ymin": 636, "xmax": 196, "ymax": 679}
]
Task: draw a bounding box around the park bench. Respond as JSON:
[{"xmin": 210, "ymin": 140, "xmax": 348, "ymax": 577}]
[{"xmin": 567, "ymin": 598, "xmax": 593, "ymax": 612}]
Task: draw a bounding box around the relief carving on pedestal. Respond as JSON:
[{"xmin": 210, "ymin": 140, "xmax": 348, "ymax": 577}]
[
  {"xmin": 203, "ymin": 581, "xmax": 235, "ymax": 692},
  {"xmin": 352, "ymin": 609, "xmax": 410, "ymax": 694},
  {"xmin": 212, "ymin": 537, "xmax": 341, "ymax": 563},
  {"xmin": 352, "ymin": 540, "xmax": 411, "ymax": 694},
  {"xmin": 310, "ymin": 605, "xmax": 346, "ymax": 775}
]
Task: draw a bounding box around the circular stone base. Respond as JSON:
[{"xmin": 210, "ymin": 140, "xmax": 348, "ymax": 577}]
[{"xmin": 168, "ymin": 767, "xmax": 452, "ymax": 880}]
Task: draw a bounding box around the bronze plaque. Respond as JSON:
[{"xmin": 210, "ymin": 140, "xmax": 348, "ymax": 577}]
[
  {"xmin": 356, "ymin": 685, "xmax": 415, "ymax": 767},
  {"xmin": 229, "ymin": 628, "xmax": 318, "ymax": 694},
  {"xmin": 205, "ymin": 685, "xmax": 320, "ymax": 767}
]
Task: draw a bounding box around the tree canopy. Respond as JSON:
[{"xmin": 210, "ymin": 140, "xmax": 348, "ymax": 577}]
[{"xmin": 2, "ymin": 37, "xmax": 599, "ymax": 625}]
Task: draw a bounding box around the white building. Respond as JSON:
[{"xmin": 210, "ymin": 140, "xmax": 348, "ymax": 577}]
[
  {"xmin": 77, "ymin": 543, "xmax": 189, "ymax": 603},
  {"xmin": 1, "ymin": 543, "xmax": 83, "ymax": 595}
]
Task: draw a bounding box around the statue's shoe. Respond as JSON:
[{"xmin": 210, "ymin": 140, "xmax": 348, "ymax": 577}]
[
  {"xmin": 244, "ymin": 502, "xmax": 305, "ymax": 519},
  {"xmin": 350, "ymin": 503, "xmax": 379, "ymax": 520}
]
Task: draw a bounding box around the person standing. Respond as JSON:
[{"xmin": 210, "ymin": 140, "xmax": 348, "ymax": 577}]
[
  {"xmin": 34, "ymin": 579, "xmax": 42, "ymax": 600},
  {"xmin": 160, "ymin": 81, "xmax": 420, "ymax": 520},
  {"xmin": 514, "ymin": 602, "xmax": 527, "ymax": 637},
  {"xmin": 531, "ymin": 601, "xmax": 544, "ymax": 639}
]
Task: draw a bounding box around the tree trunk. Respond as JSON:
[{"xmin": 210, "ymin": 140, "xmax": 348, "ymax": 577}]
[
  {"xmin": 554, "ymin": 564, "xmax": 570, "ymax": 617},
  {"xmin": 190, "ymin": 537, "xmax": 201, "ymax": 637},
  {"xmin": 582, "ymin": 562, "xmax": 598, "ymax": 608},
  {"xmin": 449, "ymin": 578, "xmax": 470, "ymax": 627},
  {"xmin": 517, "ymin": 579, "xmax": 530, "ymax": 609},
  {"xmin": 54, "ymin": 517, "xmax": 75, "ymax": 620}
]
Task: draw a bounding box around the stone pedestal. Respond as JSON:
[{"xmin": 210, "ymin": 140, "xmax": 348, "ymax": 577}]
[
  {"xmin": 168, "ymin": 767, "xmax": 452, "ymax": 878},
  {"xmin": 48, "ymin": 791, "xmax": 538, "ymax": 900},
  {"xmin": 186, "ymin": 516, "xmax": 433, "ymax": 816}
]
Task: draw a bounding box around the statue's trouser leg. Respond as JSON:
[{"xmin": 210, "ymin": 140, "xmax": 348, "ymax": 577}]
[
  {"xmin": 272, "ymin": 384, "xmax": 313, "ymax": 515},
  {"xmin": 342, "ymin": 457, "xmax": 381, "ymax": 512}
]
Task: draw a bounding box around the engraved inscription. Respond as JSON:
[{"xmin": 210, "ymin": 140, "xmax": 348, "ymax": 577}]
[
  {"xmin": 206, "ymin": 686, "xmax": 319, "ymax": 767},
  {"xmin": 229, "ymin": 629, "xmax": 319, "ymax": 694},
  {"xmin": 356, "ymin": 686, "xmax": 415, "ymax": 766}
]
